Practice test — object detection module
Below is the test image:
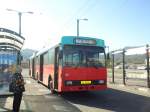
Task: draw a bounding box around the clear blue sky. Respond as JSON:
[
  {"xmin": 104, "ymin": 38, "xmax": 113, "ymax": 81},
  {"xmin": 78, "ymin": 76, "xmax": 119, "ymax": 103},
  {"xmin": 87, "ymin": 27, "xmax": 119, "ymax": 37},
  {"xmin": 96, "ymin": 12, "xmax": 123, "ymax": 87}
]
[{"xmin": 0, "ymin": 0, "xmax": 150, "ymax": 51}]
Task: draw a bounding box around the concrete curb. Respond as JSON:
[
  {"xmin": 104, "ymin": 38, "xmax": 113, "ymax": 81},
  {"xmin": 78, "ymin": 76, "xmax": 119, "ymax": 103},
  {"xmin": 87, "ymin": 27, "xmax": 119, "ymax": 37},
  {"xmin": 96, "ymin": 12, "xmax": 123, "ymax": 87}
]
[
  {"xmin": 0, "ymin": 93, "xmax": 14, "ymax": 97},
  {"xmin": 138, "ymin": 87, "xmax": 150, "ymax": 92},
  {"xmin": 108, "ymin": 83, "xmax": 150, "ymax": 93}
]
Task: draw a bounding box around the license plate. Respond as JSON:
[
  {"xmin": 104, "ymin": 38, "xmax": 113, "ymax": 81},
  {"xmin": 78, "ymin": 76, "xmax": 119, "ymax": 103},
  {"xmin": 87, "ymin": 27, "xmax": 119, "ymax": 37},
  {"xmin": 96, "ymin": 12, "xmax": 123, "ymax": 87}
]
[{"xmin": 81, "ymin": 81, "xmax": 91, "ymax": 85}]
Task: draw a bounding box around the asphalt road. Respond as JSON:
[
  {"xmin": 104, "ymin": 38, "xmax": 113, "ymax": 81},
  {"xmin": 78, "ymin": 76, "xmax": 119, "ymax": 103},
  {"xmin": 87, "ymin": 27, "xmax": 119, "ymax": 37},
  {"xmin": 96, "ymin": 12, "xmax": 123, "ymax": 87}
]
[{"xmin": 21, "ymin": 69, "xmax": 150, "ymax": 112}]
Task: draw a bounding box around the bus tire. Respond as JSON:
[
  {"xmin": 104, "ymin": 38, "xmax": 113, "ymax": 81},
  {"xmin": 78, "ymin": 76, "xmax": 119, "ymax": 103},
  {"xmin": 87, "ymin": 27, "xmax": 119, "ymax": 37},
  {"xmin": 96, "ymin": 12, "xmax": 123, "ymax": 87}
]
[
  {"xmin": 48, "ymin": 75, "xmax": 51, "ymax": 88},
  {"xmin": 48, "ymin": 75, "xmax": 55, "ymax": 94}
]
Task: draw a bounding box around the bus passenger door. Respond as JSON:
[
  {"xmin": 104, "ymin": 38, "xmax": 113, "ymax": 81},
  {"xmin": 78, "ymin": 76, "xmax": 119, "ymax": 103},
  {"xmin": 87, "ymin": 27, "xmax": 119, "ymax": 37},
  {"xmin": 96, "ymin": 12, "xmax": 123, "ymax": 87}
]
[
  {"xmin": 40, "ymin": 55, "xmax": 43, "ymax": 81},
  {"xmin": 54, "ymin": 47, "xmax": 59, "ymax": 89},
  {"xmin": 32, "ymin": 59, "xmax": 35, "ymax": 78}
]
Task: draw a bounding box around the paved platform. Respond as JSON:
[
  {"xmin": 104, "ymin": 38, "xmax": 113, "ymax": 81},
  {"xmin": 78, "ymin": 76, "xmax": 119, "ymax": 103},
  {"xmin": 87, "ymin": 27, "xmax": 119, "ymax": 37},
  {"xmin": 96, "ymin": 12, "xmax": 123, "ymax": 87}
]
[
  {"xmin": 0, "ymin": 76, "xmax": 51, "ymax": 111},
  {"xmin": 108, "ymin": 82, "xmax": 150, "ymax": 97}
]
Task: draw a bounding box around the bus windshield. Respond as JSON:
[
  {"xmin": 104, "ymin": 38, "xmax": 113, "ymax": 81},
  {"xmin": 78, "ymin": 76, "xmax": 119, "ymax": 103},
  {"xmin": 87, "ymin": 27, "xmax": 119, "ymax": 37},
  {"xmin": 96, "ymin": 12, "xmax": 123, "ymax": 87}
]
[{"xmin": 63, "ymin": 45, "xmax": 106, "ymax": 68}]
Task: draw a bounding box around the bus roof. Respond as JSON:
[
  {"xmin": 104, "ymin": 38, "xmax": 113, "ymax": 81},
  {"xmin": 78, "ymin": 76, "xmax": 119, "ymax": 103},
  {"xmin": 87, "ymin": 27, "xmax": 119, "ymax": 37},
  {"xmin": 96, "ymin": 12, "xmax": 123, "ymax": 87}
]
[
  {"xmin": 35, "ymin": 44, "xmax": 59, "ymax": 57},
  {"xmin": 61, "ymin": 36, "xmax": 105, "ymax": 47},
  {"xmin": 31, "ymin": 36, "xmax": 105, "ymax": 58}
]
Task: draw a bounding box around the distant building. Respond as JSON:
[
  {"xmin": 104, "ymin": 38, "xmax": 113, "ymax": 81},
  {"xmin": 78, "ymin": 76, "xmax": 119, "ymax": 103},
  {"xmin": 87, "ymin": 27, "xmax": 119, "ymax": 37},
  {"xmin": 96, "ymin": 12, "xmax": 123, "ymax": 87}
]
[{"xmin": 137, "ymin": 66, "xmax": 146, "ymax": 70}]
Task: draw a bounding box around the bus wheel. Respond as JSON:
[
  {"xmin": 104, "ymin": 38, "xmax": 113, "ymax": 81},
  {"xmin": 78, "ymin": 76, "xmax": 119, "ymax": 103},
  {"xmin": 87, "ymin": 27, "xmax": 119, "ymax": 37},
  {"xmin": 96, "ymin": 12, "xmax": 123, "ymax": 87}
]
[{"xmin": 48, "ymin": 76, "xmax": 54, "ymax": 94}]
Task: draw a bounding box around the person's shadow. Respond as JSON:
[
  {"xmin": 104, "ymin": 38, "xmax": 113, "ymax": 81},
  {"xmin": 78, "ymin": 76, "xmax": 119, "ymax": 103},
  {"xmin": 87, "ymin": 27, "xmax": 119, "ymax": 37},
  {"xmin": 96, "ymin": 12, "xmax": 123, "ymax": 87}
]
[
  {"xmin": 0, "ymin": 99, "xmax": 33, "ymax": 112},
  {"xmin": 0, "ymin": 107, "xmax": 12, "ymax": 112}
]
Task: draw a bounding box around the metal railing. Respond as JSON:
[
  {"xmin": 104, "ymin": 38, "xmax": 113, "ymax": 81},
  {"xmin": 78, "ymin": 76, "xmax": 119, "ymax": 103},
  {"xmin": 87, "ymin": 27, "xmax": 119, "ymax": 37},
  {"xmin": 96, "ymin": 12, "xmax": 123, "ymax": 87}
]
[{"xmin": 109, "ymin": 44, "xmax": 150, "ymax": 88}]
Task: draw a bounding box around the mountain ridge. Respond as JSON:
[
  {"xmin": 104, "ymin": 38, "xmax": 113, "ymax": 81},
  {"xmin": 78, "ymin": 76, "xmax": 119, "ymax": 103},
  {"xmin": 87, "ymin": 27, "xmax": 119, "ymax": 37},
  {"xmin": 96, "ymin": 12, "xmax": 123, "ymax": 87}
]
[{"xmin": 21, "ymin": 48, "xmax": 37, "ymax": 60}]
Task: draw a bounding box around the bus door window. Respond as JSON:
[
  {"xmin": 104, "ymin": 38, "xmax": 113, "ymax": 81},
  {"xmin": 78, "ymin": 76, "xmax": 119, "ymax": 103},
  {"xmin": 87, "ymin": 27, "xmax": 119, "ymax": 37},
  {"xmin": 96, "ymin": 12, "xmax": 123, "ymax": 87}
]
[
  {"xmin": 54, "ymin": 47, "xmax": 59, "ymax": 89},
  {"xmin": 40, "ymin": 55, "xmax": 43, "ymax": 81},
  {"xmin": 58, "ymin": 50, "xmax": 63, "ymax": 66}
]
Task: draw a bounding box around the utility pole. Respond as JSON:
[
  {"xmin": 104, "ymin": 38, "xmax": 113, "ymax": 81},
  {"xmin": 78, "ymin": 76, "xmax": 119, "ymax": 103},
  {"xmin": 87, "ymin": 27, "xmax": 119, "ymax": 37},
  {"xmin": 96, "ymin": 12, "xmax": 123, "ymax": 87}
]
[{"xmin": 77, "ymin": 18, "xmax": 88, "ymax": 37}]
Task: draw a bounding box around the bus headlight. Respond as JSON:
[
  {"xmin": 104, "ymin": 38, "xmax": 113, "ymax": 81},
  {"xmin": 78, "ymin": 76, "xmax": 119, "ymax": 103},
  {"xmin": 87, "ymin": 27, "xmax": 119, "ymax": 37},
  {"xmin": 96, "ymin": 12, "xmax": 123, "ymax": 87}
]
[
  {"xmin": 98, "ymin": 80, "xmax": 104, "ymax": 84},
  {"xmin": 66, "ymin": 81, "xmax": 73, "ymax": 85}
]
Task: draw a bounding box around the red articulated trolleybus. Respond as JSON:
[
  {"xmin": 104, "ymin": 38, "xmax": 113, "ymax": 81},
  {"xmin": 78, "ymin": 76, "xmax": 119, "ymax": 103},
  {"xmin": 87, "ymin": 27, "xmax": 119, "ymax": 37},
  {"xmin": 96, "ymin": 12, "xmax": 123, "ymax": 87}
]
[{"xmin": 29, "ymin": 36, "xmax": 107, "ymax": 93}]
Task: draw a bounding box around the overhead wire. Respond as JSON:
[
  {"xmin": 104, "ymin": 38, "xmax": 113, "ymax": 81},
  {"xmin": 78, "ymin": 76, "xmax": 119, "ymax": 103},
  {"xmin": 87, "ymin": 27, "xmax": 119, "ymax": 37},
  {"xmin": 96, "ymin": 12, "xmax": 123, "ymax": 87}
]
[
  {"xmin": 59, "ymin": 0, "xmax": 101, "ymax": 37},
  {"xmin": 63, "ymin": 0, "xmax": 91, "ymax": 27},
  {"xmin": 57, "ymin": 0, "xmax": 92, "ymax": 34},
  {"xmin": 77, "ymin": 0, "xmax": 99, "ymax": 18}
]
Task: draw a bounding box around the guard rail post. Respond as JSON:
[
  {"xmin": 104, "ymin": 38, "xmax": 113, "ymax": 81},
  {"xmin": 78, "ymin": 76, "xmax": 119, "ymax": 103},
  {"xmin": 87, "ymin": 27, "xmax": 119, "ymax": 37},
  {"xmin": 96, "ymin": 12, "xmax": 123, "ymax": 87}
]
[
  {"xmin": 146, "ymin": 44, "xmax": 150, "ymax": 88},
  {"xmin": 112, "ymin": 53, "xmax": 115, "ymax": 83},
  {"xmin": 122, "ymin": 49, "xmax": 126, "ymax": 85}
]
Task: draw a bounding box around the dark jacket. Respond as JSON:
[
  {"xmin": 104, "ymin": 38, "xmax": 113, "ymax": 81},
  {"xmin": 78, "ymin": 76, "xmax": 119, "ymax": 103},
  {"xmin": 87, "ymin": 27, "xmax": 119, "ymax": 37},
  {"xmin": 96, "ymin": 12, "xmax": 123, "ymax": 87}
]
[{"xmin": 9, "ymin": 73, "xmax": 25, "ymax": 93}]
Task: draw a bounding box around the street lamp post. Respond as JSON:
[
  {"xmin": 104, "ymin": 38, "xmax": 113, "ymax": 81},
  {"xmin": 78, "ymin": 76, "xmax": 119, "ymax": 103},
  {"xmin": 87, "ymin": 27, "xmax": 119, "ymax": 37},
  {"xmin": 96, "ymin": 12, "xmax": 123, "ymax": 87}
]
[
  {"xmin": 6, "ymin": 9, "xmax": 33, "ymax": 35},
  {"xmin": 18, "ymin": 12, "xmax": 22, "ymax": 35},
  {"xmin": 77, "ymin": 18, "xmax": 88, "ymax": 37}
]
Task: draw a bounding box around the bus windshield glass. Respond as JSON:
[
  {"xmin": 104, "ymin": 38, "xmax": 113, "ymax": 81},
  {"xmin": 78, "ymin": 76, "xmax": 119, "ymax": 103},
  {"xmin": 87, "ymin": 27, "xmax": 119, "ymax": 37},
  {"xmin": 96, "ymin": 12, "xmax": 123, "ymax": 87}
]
[{"xmin": 63, "ymin": 45, "xmax": 106, "ymax": 68}]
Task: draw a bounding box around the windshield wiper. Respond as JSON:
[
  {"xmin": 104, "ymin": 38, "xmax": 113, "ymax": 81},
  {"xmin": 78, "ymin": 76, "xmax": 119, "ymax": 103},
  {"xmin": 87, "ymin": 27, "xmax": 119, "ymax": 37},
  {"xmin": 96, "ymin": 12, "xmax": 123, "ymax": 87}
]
[
  {"xmin": 92, "ymin": 63, "xmax": 98, "ymax": 69},
  {"xmin": 74, "ymin": 63, "xmax": 80, "ymax": 69}
]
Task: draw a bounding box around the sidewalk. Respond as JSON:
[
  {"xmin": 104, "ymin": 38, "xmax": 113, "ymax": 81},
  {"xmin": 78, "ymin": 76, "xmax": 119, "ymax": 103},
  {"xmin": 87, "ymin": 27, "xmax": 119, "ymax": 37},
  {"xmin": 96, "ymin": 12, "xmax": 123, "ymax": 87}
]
[
  {"xmin": 0, "ymin": 76, "xmax": 50, "ymax": 112},
  {"xmin": 0, "ymin": 96, "xmax": 26, "ymax": 112},
  {"xmin": 108, "ymin": 82, "xmax": 150, "ymax": 97},
  {"xmin": 1, "ymin": 73, "xmax": 150, "ymax": 111}
]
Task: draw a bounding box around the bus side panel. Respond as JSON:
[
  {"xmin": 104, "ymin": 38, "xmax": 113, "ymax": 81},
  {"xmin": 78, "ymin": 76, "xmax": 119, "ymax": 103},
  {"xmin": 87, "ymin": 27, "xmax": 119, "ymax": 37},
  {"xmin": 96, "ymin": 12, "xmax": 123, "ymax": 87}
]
[
  {"xmin": 35, "ymin": 56, "xmax": 40, "ymax": 80},
  {"xmin": 43, "ymin": 64, "xmax": 49, "ymax": 85},
  {"xmin": 29, "ymin": 60, "xmax": 32, "ymax": 77},
  {"xmin": 42, "ymin": 64, "xmax": 54, "ymax": 86},
  {"xmin": 41, "ymin": 48, "xmax": 55, "ymax": 87},
  {"xmin": 32, "ymin": 59, "xmax": 35, "ymax": 79},
  {"xmin": 39, "ymin": 55, "xmax": 43, "ymax": 81},
  {"xmin": 35, "ymin": 64, "xmax": 40, "ymax": 80},
  {"xmin": 34, "ymin": 58, "xmax": 37, "ymax": 80}
]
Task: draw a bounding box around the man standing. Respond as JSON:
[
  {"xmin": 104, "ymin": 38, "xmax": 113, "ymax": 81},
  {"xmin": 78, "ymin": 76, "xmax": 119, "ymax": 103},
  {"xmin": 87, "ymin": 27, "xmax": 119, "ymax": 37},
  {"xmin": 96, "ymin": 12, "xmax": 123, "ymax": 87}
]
[{"xmin": 10, "ymin": 65, "xmax": 25, "ymax": 112}]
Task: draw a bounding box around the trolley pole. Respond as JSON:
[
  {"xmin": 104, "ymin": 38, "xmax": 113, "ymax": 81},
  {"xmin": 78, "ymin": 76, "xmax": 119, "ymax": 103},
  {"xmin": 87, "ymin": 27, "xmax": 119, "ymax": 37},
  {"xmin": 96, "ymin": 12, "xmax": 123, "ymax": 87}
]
[
  {"xmin": 112, "ymin": 53, "xmax": 115, "ymax": 83},
  {"xmin": 122, "ymin": 49, "xmax": 126, "ymax": 85},
  {"xmin": 146, "ymin": 44, "xmax": 150, "ymax": 88}
]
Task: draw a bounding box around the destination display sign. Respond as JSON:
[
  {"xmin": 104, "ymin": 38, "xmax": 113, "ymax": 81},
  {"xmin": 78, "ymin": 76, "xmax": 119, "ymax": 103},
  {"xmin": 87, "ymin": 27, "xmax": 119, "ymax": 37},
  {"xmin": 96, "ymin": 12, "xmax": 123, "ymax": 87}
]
[{"xmin": 74, "ymin": 38, "xmax": 96, "ymax": 45}]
